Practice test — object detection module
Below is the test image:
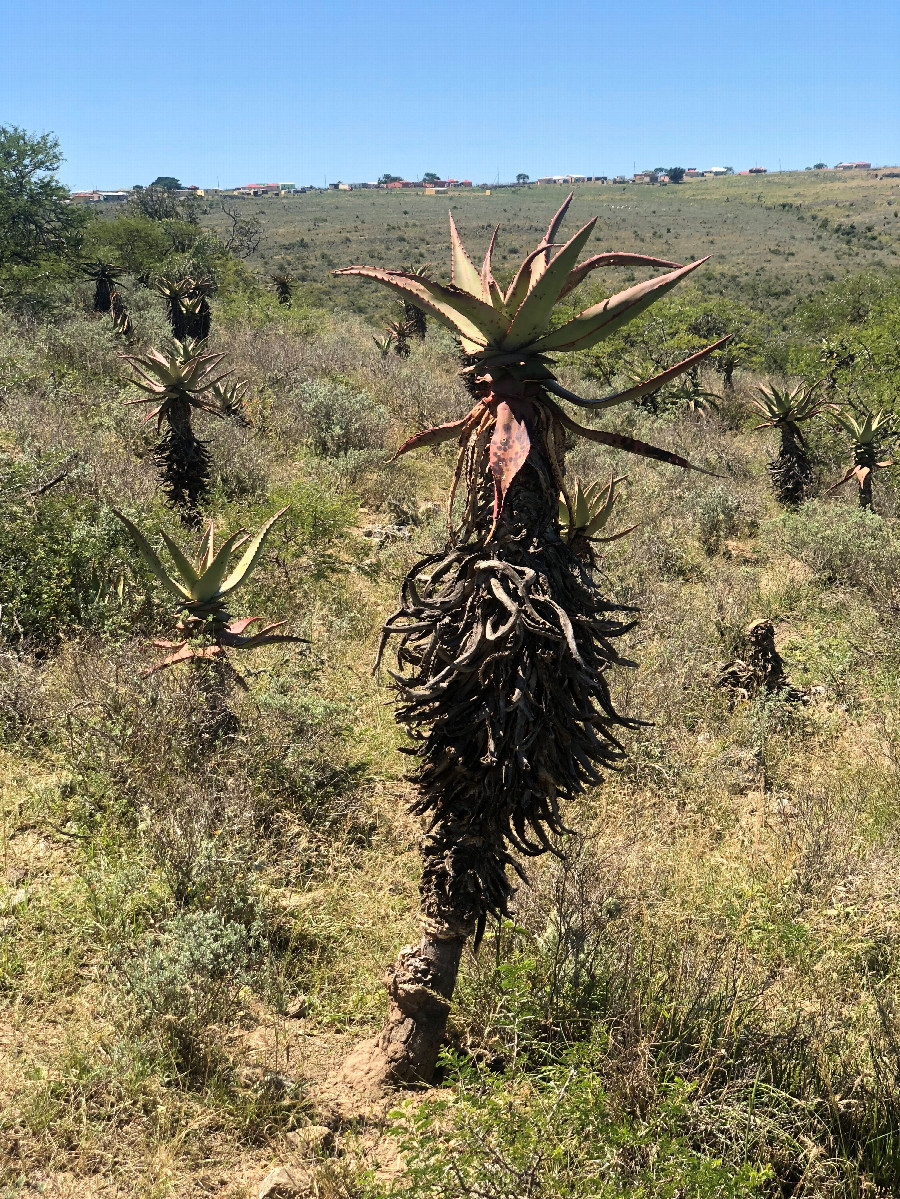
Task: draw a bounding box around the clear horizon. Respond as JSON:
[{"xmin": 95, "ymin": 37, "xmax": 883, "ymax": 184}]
[{"xmin": 2, "ymin": 0, "xmax": 898, "ymax": 191}]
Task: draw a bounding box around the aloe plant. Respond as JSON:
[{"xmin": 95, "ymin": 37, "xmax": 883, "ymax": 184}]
[
  {"xmin": 271, "ymin": 272, "xmax": 294, "ymax": 306},
  {"xmin": 123, "ymin": 342, "xmax": 230, "ymax": 517},
  {"xmin": 750, "ymin": 381, "xmax": 830, "ymax": 507},
  {"xmin": 82, "ymin": 260, "xmax": 123, "ymax": 314},
  {"xmin": 109, "ymin": 289, "xmax": 134, "ymax": 340},
  {"xmin": 828, "ymin": 407, "xmax": 894, "ymax": 510},
  {"xmin": 114, "ymin": 508, "xmax": 300, "ymax": 671},
  {"xmin": 558, "ymin": 475, "xmax": 634, "ymax": 563},
  {"xmin": 156, "ymin": 275, "xmax": 213, "ymax": 342},
  {"xmin": 336, "ymin": 195, "xmax": 725, "ymax": 1087}
]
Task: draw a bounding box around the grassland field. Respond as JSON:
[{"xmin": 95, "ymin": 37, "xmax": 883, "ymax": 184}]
[
  {"xmin": 2, "ymin": 168, "xmax": 900, "ymax": 1197},
  {"xmin": 204, "ymin": 170, "xmax": 900, "ymax": 316}
]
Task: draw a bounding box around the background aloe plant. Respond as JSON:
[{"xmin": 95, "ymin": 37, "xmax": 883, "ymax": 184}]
[
  {"xmin": 82, "ymin": 260, "xmax": 123, "ymax": 314},
  {"xmin": 750, "ymin": 381, "xmax": 830, "ymax": 507},
  {"xmin": 337, "ymin": 196, "xmax": 724, "ymax": 1086},
  {"xmin": 123, "ymin": 341, "xmax": 230, "ymax": 519},
  {"xmin": 828, "ymin": 406, "xmax": 895, "ymax": 510}
]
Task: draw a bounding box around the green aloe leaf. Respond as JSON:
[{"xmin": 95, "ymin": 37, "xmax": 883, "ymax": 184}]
[
  {"xmin": 529, "ymin": 192, "xmax": 574, "ymax": 287},
  {"xmin": 192, "ymin": 529, "xmax": 249, "ymax": 601},
  {"xmin": 503, "ymin": 219, "xmax": 597, "ymax": 350},
  {"xmin": 113, "ymin": 511, "xmax": 190, "ymax": 600},
  {"xmin": 333, "ymin": 266, "xmax": 508, "ymax": 347},
  {"xmin": 158, "ymin": 529, "xmax": 200, "ymax": 588},
  {"xmin": 218, "ymin": 507, "xmax": 290, "ymax": 598},
  {"xmin": 529, "ymin": 259, "xmax": 708, "ymax": 353},
  {"xmin": 449, "ymin": 212, "xmax": 483, "ymax": 297}
]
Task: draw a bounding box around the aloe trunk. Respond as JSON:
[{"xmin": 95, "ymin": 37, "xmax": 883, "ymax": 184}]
[
  {"xmin": 156, "ymin": 398, "xmax": 210, "ymax": 521},
  {"xmin": 344, "ymin": 401, "xmax": 632, "ymax": 1087},
  {"xmin": 769, "ymin": 424, "xmax": 811, "ymax": 507},
  {"xmin": 404, "ymin": 301, "xmax": 427, "ymax": 341}
]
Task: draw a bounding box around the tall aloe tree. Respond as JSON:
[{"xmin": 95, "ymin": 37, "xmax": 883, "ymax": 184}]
[
  {"xmin": 829, "ymin": 407, "xmax": 895, "ymax": 510},
  {"xmin": 750, "ymin": 381, "xmax": 829, "ymax": 507},
  {"xmin": 82, "ymin": 260, "xmax": 124, "ymax": 314},
  {"xmin": 156, "ymin": 275, "xmax": 213, "ymax": 342},
  {"xmin": 335, "ymin": 195, "xmax": 726, "ymax": 1087},
  {"xmin": 123, "ymin": 341, "xmax": 229, "ymax": 519}
]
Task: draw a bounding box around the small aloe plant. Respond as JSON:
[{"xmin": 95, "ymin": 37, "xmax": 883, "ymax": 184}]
[
  {"xmin": 123, "ymin": 341, "xmax": 231, "ymax": 516},
  {"xmin": 114, "ymin": 507, "xmax": 301, "ymax": 671},
  {"xmin": 558, "ymin": 475, "xmax": 634, "ymax": 559},
  {"xmin": 828, "ymin": 407, "xmax": 895, "ymax": 510},
  {"xmin": 750, "ymin": 381, "xmax": 831, "ymax": 507}
]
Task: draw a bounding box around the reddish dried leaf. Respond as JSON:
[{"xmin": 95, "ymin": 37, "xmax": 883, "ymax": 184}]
[
  {"xmin": 392, "ymin": 416, "xmax": 469, "ymax": 460},
  {"xmin": 489, "ymin": 401, "xmax": 532, "ymax": 519}
]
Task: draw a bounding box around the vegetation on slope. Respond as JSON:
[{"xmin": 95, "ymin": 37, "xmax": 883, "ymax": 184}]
[{"xmin": 2, "ymin": 131, "xmax": 900, "ymax": 1196}]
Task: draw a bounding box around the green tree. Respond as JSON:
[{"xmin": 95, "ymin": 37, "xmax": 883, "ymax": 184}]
[
  {"xmin": 150, "ymin": 176, "xmax": 181, "ymax": 191},
  {"xmin": 516, "ymin": 173, "xmax": 530, "ymax": 184},
  {"xmin": 378, "ymin": 173, "xmax": 402, "ymax": 185},
  {"xmin": 668, "ymin": 166, "xmax": 686, "ymax": 183},
  {"xmin": 0, "ymin": 125, "xmax": 86, "ymax": 274},
  {"xmin": 422, "ymin": 172, "xmax": 440, "ymax": 183},
  {"xmin": 814, "ymin": 162, "xmax": 827, "ymax": 170}
]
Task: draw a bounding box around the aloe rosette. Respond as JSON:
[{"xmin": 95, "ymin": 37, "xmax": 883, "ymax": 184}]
[
  {"xmin": 336, "ymin": 192, "xmax": 727, "ymax": 536},
  {"xmin": 115, "ymin": 508, "xmax": 302, "ymax": 670}
]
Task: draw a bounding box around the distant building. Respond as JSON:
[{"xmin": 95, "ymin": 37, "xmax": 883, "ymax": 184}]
[
  {"xmin": 684, "ymin": 169, "xmax": 702, "ymax": 178},
  {"xmin": 748, "ymin": 167, "xmax": 767, "ymax": 174},
  {"xmin": 834, "ymin": 161, "xmax": 871, "ymax": 170},
  {"xmin": 633, "ymin": 172, "xmax": 658, "ymax": 184},
  {"xmin": 236, "ymin": 182, "xmax": 296, "ymax": 195},
  {"xmin": 706, "ymin": 167, "xmax": 729, "ymax": 176},
  {"xmin": 386, "ymin": 180, "xmax": 417, "ymax": 189},
  {"xmin": 69, "ymin": 190, "xmax": 129, "ymax": 203}
]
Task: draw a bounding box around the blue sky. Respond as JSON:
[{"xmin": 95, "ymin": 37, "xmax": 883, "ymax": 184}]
[{"xmin": 2, "ymin": 0, "xmax": 898, "ymax": 189}]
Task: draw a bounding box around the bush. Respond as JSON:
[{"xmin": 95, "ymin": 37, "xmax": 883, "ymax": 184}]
[
  {"xmin": 122, "ymin": 908, "xmax": 257, "ymax": 1080},
  {"xmin": 292, "ymin": 377, "xmax": 389, "ymax": 457},
  {"xmin": 777, "ymin": 500, "xmax": 898, "ymax": 592},
  {"xmin": 382, "ymin": 1059, "xmax": 769, "ymax": 1198},
  {"xmin": 0, "ymin": 456, "xmax": 141, "ymax": 648}
]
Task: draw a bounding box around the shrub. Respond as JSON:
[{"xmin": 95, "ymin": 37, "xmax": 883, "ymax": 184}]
[
  {"xmin": 122, "ymin": 908, "xmax": 257, "ymax": 1080},
  {"xmin": 0, "ymin": 457, "xmax": 141, "ymax": 648},
  {"xmin": 292, "ymin": 378, "xmax": 389, "ymax": 457},
  {"xmin": 383, "ymin": 1059, "xmax": 770, "ymax": 1198},
  {"xmin": 777, "ymin": 500, "xmax": 897, "ymax": 591}
]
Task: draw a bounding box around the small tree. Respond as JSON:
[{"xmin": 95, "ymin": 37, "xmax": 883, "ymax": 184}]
[
  {"xmin": 668, "ymin": 166, "xmax": 686, "ymax": 184},
  {"xmin": 379, "ymin": 173, "xmax": 403, "ymax": 185},
  {"xmin": 149, "ymin": 176, "xmax": 181, "ymax": 191},
  {"xmin": 0, "ymin": 125, "xmax": 87, "ymax": 276},
  {"xmin": 814, "ymin": 163, "xmax": 827, "ymax": 170},
  {"xmin": 516, "ymin": 173, "xmax": 529, "ymax": 184},
  {"xmin": 422, "ymin": 172, "xmax": 440, "ymax": 184}
]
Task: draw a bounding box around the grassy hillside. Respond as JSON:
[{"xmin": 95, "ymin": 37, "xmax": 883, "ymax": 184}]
[
  {"xmin": 3, "ymin": 177, "xmax": 900, "ymax": 1197},
  {"xmin": 200, "ymin": 170, "xmax": 900, "ymax": 317}
]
